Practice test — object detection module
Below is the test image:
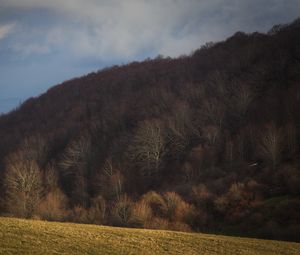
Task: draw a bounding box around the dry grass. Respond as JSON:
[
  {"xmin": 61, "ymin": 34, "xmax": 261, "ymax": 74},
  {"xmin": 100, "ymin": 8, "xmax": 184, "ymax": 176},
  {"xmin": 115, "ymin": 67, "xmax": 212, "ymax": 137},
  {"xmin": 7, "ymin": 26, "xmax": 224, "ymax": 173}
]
[{"xmin": 0, "ymin": 217, "xmax": 299, "ymax": 255}]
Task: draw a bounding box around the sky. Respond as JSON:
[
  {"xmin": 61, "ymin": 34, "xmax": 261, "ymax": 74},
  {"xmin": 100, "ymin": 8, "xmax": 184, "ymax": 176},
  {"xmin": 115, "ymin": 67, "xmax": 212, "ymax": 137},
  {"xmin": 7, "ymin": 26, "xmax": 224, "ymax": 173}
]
[{"xmin": 0, "ymin": 0, "xmax": 300, "ymax": 114}]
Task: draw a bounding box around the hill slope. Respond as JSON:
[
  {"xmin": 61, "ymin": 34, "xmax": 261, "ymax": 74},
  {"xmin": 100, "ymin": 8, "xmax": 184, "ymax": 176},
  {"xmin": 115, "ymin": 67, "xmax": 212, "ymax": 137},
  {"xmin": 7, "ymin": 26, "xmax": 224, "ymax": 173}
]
[
  {"xmin": 0, "ymin": 19, "xmax": 300, "ymax": 241},
  {"xmin": 0, "ymin": 217, "xmax": 299, "ymax": 255}
]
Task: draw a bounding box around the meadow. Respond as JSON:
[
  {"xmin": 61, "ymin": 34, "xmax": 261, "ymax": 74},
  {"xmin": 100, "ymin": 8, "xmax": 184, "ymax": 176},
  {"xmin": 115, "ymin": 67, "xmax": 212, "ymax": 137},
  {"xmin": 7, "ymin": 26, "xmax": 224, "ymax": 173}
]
[{"xmin": 0, "ymin": 217, "xmax": 299, "ymax": 255}]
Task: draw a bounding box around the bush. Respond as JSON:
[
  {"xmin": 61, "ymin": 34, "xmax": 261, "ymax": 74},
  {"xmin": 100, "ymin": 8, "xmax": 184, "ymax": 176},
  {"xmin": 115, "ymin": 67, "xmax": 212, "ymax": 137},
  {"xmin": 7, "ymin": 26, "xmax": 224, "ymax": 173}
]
[
  {"xmin": 111, "ymin": 195, "xmax": 133, "ymax": 227},
  {"xmin": 163, "ymin": 192, "xmax": 182, "ymax": 221},
  {"xmin": 248, "ymin": 212, "xmax": 264, "ymax": 227},
  {"xmin": 69, "ymin": 206, "xmax": 90, "ymax": 223},
  {"xmin": 214, "ymin": 182, "xmax": 254, "ymax": 223},
  {"xmin": 131, "ymin": 200, "xmax": 152, "ymax": 227},
  {"xmin": 193, "ymin": 208, "xmax": 209, "ymax": 229},
  {"xmin": 180, "ymin": 203, "xmax": 198, "ymax": 227},
  {"xmin": 283, "ymin": 166, "xmax": 300, "ymax": 195},
  {"xmin": 273, "ymin": 199, "xmax": 300, "ymax": 225},
  {"xmin": 192, "ymin": 184, "xmax": 214, "ymax": 209},
  {"xmin": 214, "ymin": 195, "xmax": 229, "ymax": 214},
  {"xmin": 87, "ymin": 195, "xmax": 107, "ymax": 224},
  {"xmin": 145, "ymin": 217, "xmax": 169, "ymax": 230},
  {"xmin": 163, "ymin": 192, "xmax": 197, "ymax": 225},
  {"xmin": 142, "ymin": 191, "xmax": 166, "ymax": 217},
  {"xmin": 38, "ymin": 188, "xmax": 68, "ymax": 221},
  {"xmin": 141, "ymin": 191, "xmax": 197, "ymax": 230},
  {"xmin": 169, "ymin": 222, "xmax": 191, "ymax": 232}
]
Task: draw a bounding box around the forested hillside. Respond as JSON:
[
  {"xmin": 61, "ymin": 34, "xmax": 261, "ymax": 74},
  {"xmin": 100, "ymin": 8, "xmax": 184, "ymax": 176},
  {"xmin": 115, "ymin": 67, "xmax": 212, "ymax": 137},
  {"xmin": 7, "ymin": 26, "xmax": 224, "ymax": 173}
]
[{"xmin": 0, "ymin": 19, "xmax": 300, "ymax": 241}]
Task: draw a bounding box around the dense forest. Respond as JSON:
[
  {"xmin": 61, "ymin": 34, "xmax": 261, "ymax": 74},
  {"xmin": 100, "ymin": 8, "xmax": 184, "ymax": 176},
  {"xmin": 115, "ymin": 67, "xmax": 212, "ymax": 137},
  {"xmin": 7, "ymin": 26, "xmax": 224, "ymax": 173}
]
[{"xmin": 0, "ymin": 19, "xmax": 300, "ymax": 241}]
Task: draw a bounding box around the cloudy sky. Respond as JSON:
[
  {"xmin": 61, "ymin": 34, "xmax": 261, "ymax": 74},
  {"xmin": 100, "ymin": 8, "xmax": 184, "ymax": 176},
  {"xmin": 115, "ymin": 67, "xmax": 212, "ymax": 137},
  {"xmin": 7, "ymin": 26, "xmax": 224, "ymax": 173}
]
[{"xmin": 0, "ymin": 0, "xmax": 299, "ymax": 113}]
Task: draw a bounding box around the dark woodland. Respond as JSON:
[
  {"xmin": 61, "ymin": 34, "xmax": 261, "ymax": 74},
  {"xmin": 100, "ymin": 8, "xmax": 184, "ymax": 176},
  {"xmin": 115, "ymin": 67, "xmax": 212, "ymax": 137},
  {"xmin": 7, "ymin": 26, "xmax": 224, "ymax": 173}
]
[{"xmin": 0, "ymin": 19, "xmax": 300, "ymax": 242}]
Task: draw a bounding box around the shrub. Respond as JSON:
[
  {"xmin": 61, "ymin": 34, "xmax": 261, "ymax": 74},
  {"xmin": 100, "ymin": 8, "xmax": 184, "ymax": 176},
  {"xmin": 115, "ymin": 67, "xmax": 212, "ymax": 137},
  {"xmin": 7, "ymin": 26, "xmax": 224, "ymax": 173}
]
[
  {"xmin": 141, "ymin": 191, "xmax": 197, "ymax": 230},
  {"xmin": 145, "ymin": 217, "xmax": 169, "ymax": 230},
  {"xmin": 88, "ymin": 195, "xmax": 107, "ymax": 224},
  {"xmin": 193, "ymin": 208, "xmax": 209, "ymax": 229},
  {"xmin": 273, "ymin": 199, "xmax": 300, "ymax": 225},
  {"xmin": 142, "ymin": 191, "xmax": 166, "ymax": 217},
  {"xmin": 283, "ymin": 166, "xmax": 300, "ymax": 195},
  {"xmin": 246, "ymin": 180, "xmax": 264, "ymax": 202},
  {"xmin": 38, "ymin": 188, "xmax": 68, "ymax": 221},
  {"xmin": 131, "ymin": 200, "xmax": 152, "ymax": 227},
  {"xmin": 69, "ymin": 206, "xmax": 89, "ymax": 223},
  {"xmin": 163, "ymin": 192, "xmax": 197, "ymax": 225},
  {"xmin": 163, "ymin": 192, "xmax": 182, "ymax": 221},
  {"xmin": 214, "ymin": 182, "xmax": 257, "ymax": 223},
  {"xmin": 169, "ymin": 221, "xmax": 191, "ymax": 232},
  {"xmin": 179, "ymin": 203, "xmax": 197, "ymax": 227},
  {"xmin": 111, "ymin": 195, "xmax": 133, "ymax": 227},
  {"xmin": 214, "ymin": 195, "xmax": 229, "ymax": 214},
  {"xmin": 228, "ymin": 182, "xmax": 248, "ymax": 203},
  {"xmin": 248, "ymin": 212, "xmax": 264, "ymax": 227},
  {"xmin": 192, "ymin": 184, "xmax": 214, "ymax": 209}
]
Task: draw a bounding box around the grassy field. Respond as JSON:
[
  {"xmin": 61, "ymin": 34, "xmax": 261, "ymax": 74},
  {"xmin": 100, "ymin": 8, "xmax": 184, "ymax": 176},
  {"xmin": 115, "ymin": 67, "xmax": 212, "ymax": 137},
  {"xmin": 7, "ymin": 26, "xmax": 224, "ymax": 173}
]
[{"xmin": 0, "ymin": 217, "xmax": 299, "ymax": 255}]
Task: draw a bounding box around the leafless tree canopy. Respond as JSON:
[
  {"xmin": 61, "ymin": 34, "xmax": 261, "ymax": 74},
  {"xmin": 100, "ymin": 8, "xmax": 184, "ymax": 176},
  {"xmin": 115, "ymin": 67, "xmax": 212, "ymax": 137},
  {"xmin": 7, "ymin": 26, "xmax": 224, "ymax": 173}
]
[{"xmin": 0, "ymin": 19, "xmax": 300, "ymax": 241}]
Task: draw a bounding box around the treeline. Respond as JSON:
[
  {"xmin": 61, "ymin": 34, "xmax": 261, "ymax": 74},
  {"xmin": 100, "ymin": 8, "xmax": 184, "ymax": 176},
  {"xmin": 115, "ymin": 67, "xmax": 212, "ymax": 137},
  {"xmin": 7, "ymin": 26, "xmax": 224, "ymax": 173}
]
[{"xmin": 0, "ymin": 19, "xmax": 300, "ymax": 241}]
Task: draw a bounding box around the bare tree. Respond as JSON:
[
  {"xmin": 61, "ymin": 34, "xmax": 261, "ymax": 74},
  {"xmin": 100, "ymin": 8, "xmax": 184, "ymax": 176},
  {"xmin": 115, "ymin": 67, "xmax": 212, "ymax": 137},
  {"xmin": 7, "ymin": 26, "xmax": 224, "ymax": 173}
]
[
  {"xmin": 20, "ymin": 134, "xmax": 48, "ymax": 167},
  {"xmin": 234, "ymin": 126, "xmax": 257, "ymax": 162},
  {"xmin": 60, "ymin": 134, "xmax": 92, "ymax": 172},
  {"xmin": 97, "ymin": 158, "xmax": 123, "ymax": 201},
  {"xmin": 206, "ymin": 71, "xmax": 228, "ymax": 98},
  {"xmin": 4, "ymin": 150, "xmax": 42, "ymax": 218},
  {"xmin": 42, "ymin": 164, "xmax": 59, "ymax": 192},
  {"xmin": 224, "ymin": 138, "xmax": 234, "ymax": 167},
  {"xmin": 128, "ymin": 120, "xmax": 166, "ymax": 178},
  {"xmin": 202, "ymin": 125, "xmax": 220, "ymax": 146},
  {"xmin": 166, "ymin": 102, "xmax": 191, "ymax": 157},
  {"xmin": 285, "ymin": 123, "xmax": 297, "ymax": 155},
  {"xmin": 201, "ymin": 98, "xmax": 225, "ymax": 128},
  {"xmin": 181, "ymin": 82, "xmax": 205, "ymax": 107},
  {"xmin": 60, "ymin": 134, "xmax": 92, "ymax": 206},
  {"xmin": 230, "ymin": 82, "xmax": 255, "ymax": 117},
  {"xmin": 259, "ymin": 124, "xmax": 284, "ymax": 169}
]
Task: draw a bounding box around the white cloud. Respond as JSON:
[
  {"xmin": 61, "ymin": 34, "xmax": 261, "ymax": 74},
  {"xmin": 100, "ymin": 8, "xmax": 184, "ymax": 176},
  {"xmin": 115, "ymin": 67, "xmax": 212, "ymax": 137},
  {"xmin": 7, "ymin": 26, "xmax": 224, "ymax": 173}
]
[{"xmin": 0, "ymin": 23, "xmax": 15, "ymax": 40}]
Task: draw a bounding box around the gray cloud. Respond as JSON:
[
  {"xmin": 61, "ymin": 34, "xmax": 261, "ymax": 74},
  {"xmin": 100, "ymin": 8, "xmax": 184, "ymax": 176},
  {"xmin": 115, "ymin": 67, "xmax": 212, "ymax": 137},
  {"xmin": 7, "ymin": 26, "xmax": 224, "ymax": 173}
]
[
  {"xmin": 1, "ymin": 0, "xmax": 299, "ymax": 113},
  {"xmin": 1, "ymin": 0, "xmax": 300, "ymax": 59}
]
